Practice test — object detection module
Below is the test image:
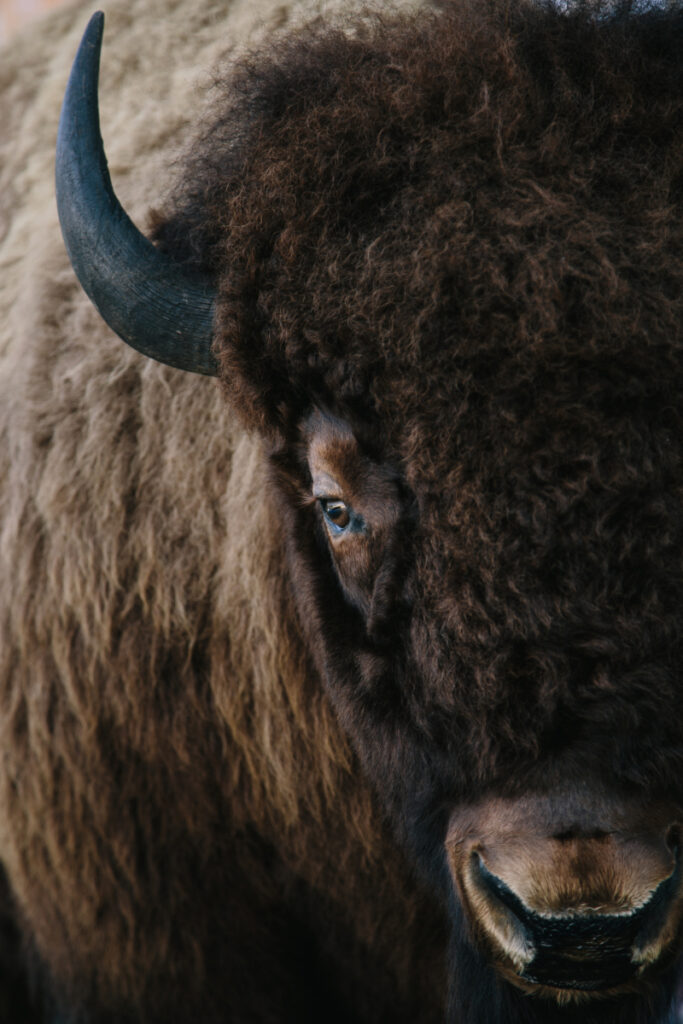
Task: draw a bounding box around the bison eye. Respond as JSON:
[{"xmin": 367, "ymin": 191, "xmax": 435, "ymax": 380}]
[{"xmin": 319, "ymin": 498, "xmax": 351, "ymax": 532}]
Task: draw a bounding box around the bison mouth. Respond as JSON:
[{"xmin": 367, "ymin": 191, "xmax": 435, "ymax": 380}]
[{"xmin": 473, "ymin": 851, "xmax": 682, "ymax": 994}]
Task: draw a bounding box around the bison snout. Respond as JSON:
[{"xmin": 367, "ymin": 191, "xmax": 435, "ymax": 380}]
[
  {"xmin": 446, "ymin": 791, "xmax": 683, "ymax": 999},
  {"xmin": 471, "ymin": 850, "xmax": 680, "ymax": 992}
]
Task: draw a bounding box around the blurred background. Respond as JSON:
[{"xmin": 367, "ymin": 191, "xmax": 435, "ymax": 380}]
[{"xmin": 0, "ymin": 0, "xmax": 71, "ymax": 44}]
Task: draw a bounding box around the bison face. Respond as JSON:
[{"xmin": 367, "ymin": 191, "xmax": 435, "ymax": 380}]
[{"xmin": 267, "ymin": 401, "xmax": 683, "ymax": 1022}]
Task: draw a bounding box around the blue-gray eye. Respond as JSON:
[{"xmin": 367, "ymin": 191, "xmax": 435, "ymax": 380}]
[{"xmin": 320, "ymin": 498, "xmax": 351, "ymax": 531}]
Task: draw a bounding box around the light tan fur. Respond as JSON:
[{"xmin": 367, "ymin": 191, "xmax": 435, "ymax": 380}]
[{"xmin": 0, "ymin": 0, "xmax": 444, "ymax": 1014}]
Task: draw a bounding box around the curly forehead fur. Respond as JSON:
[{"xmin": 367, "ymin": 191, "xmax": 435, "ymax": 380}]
[
  {"xmin": 155, "ymin": 0, "xmax": 683, "ymax": 792},
  {"xmin": 156, "ymin": 0, "xmax": 683, "ymax": 430}
]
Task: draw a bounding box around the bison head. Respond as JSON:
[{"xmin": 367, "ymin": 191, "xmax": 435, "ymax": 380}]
[{"xmin": 56, "ymin": 2, "xmax": 683, "ymax": 1021}]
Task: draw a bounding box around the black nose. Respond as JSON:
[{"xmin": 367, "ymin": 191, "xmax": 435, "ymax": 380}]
[{"xmin": 477, "ymin": 855, "xmax": 681, "ymax": 991}]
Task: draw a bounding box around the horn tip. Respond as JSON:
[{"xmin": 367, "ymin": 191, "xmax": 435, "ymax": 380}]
[
  {"xmin": 78, "ymin": 11, "xmax": 105, "ymax": 51},
  {"xmin": 88, "ymin": 10, "xmax": 105, "ymax": 32}
]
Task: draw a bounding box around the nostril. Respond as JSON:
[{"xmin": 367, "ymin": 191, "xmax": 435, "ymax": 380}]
[
  {"xmin": 665, "ymin": 824, "xmax": 680, "ymax": 854},
  {"xmin": 475, "ymin": 854, "xmax": 530, "ymax": 923},
  {"xmin": 631, "ymin": 845, "xmax": 681, "ymax": 967},
  {"xmin": 467, "ymin": 854, "xmax": 536, "ymax": 973}
]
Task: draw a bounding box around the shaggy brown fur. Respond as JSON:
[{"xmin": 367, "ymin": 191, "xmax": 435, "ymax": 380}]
[
  {"xmin": 152, "ymin": 1, "xmax": 683, "ymax": 1020},
  {"xmin": 155, "ymin": 0, "xmax": 683, "ymax": 794},
  {"xmin": 0, "ymin": 0, "xmax": 446, "ymax": 1022},
  {"xmin": 2, "ymin": 0, "xmax": 683, "ymax": 1021}
]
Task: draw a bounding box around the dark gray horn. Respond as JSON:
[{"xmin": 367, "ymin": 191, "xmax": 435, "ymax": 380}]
[{"xmin": 56, "ymin": 12, "xmax": 218, "ymax": 376}]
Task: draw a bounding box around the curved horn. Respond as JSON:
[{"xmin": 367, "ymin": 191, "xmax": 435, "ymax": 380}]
[{"xmin": 56, "ymin": 12, "xmax": 218, "ymax": 376}]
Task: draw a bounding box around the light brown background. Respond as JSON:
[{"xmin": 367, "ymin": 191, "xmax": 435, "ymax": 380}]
[{"xmin": 0, "ymin": 0, "xmax": 72, "ymax": 44}]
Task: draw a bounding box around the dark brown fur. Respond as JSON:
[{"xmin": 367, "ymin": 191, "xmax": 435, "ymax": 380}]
[
  {"xmin": 155, "ymin": 0, "xmax": 683, "ymax": 796},
  {"xmin": 151, "ymin": 1, "xmax": 683, "ymax": 1020}
]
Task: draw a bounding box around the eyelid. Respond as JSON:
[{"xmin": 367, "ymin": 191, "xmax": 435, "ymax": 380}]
[{"xmin": 311, "ymin": 471, "xmax": 344, "ymax": 500}]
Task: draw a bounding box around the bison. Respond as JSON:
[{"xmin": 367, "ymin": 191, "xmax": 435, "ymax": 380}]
[{"xmin": 1, "ymin": 0, "xmax": 683, "ymax": 1020}]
